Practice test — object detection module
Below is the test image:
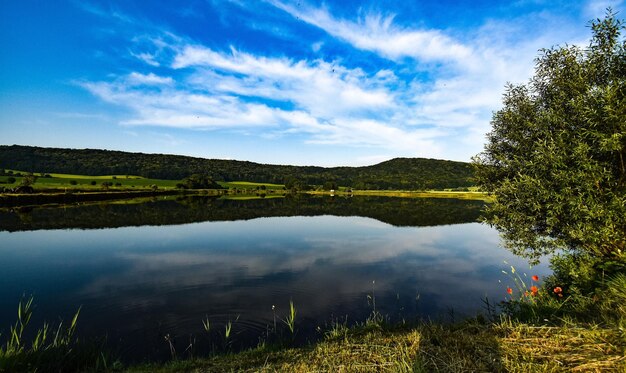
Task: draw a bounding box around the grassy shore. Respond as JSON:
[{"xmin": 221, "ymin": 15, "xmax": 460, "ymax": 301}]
[
  {"xmin": 2, "ymin": 302, "xmax": 623, "ymax": 372},
  {"xmin": 307, "ymin": 189, "xmax": 492, "ymax": 201},
  {"xmin": 126, "ymin": 318, "xmax": 624, "ymax": 372}
]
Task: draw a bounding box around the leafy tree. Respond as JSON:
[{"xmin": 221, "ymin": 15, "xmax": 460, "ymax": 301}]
[
  {"xmin": 284, "ymin": 177, "xmax": 310, "ymax": 191},
  {"xmin": 20, "ymin": 173, "xmax": 37, "ymax": 187},
  {"xmin": 323, "ymin": 181, "xmax": 338, "ymax": 191},
  {"xmin": 177, "ymin": 174, "xmax": 221, "ymax": 189},
  {"xmin": 473, "ymin": 12, "xmax": 625, "ymax": 262}
]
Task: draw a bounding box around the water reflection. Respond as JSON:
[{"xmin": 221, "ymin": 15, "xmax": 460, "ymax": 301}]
[
  {"xmin": 0, "ymin": 195, "xmax": 484, "ymax": 231},
  {"xmin": 0, "ymin": 197, "xmax": 549, "ymax": 361}
]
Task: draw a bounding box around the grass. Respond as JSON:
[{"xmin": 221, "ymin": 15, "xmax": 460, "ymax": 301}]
[
  {"xmin": 2, "ymin": 169, "xmax": 145, "ymax": 179},
  {"xmin": 219, "ymin": 194, "xmax": 285, "ymax": 200},
  {"xmin": 3, "ymin": 289, "xmax": 625, "ymax": 373},
  {"xmin": 308, "ymin": 189, "xmax": 492, "ymax": 201},
  {"xmin": 0, "ymin": 173, "xmax": 180, "ymax": 190},
  {"xmin": 126, "ymin": 318, "xmax": 625, "ymax": 372},
  {"xmin": 282, "ymin": 301, "xmax": 297, "ymax": 335},
  {"xmin": 123, "ymin": 264, "xmax": 626, "ymax": 372},
  {"xmin": 221, "ymin": 181, "xmax": 285, "ymax": 190},
  {"xmin": 0, "ymin": 296, "xmax": 116, "ymax": 373},
  {"xmin": 1, "ymin": 170, "xmax": 289, "ymax": 192},
  {"xmin": 2, "ymin": 170, "xmax": 491, "ymax": 202}
]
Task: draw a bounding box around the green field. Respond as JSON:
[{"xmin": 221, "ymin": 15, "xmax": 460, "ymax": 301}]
[
  {"xmin": 1, "ymin": 173, "xmax": 180, "ymax": 190},
  {"xmin": 0, "ymin": 170, "xmax": 292, "ymax": 192},
  {"xmin": 220, "ymin": 181, "xmax": 285, "ymax": 190}
]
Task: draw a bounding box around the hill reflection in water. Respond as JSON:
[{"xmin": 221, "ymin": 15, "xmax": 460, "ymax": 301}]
[{"xmin": 0, "ymin": 195, "xmax": 484, "ymax": 231}]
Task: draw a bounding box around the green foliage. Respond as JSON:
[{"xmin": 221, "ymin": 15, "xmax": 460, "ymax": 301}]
[
  {"xmin": 284, "ymin": 176, "xmax": 310, "ymax": 191},
  {"xmin": 500, "ymin": 251, "xmax": 626, "ymax": 326},
  {"xmin": 0, "ymin": 146, "xmax": 475, "ymax": 190},
  {"xmin": 176, "ymin": 174, "xmax": 221, "ymax": 189},
  {"xmin": 322, "ymin": 180, "xmax": 338, "ymax": 190},
  {"xmin": 20, "ymin": 172, "xmax": 37, "ymax": 187},
  {"xmin": 6, "ymin": 177, "xmax": 15, "ymax": 184},
  {"xmin": 0, "ymin": 296, "xmax": 112, "ymax": 372},
  {"xmin": 473, "ymin": 12, "xmax": 626, "ymax": 261},
  {"xmin": 282, "ymin": 301, "xmax": 297, "ymax": 335}
]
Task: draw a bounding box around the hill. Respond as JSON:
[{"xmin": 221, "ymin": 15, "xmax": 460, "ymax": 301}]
[{"xmin": 0, "ymin": 145, "xmax": 474, "ymax": 190}]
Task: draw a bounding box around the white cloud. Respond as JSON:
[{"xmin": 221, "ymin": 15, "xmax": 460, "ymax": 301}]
[
  {"xmin": 126, "ymin": 72, "xmax": 173, "ymax": 86},
  {"xmin": 130, "ymin": 51, "xmax": 161, "ymax": 67},
  {"xmin": 82, "ymin": 79, "xmax": 289, "ymax": 129},
  {"xmin": 79, "ymin": 1, "xmax": 595, "ymax": 162},
  {"xmin": 266, "ymin": 0, "xmax": 474, "ymax": 65},
  {"xmin": 81, "ymin": 39, "xmax": 449, "ymax": 153},
  {"xmin": 311, "ymin": 41, "xmax": 323, "ymax": 52},
  {"xmin": 585, "ymin": 0, "xmax": 623, "ymax": 18}
]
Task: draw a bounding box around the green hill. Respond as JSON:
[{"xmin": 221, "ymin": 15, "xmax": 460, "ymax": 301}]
[{"xmin": 0, "ymin": 145, "xmax": 474, "ymax": 190}]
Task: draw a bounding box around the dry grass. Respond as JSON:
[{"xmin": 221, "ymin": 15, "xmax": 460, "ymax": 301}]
[
  {"xmin": 497, "ymin": 323, "xmax": 626, "ymax": 372},
  {"xmin": 416, "ymin": 320, "xmax": 625, "ymax": 373},
  {"xmin": 129, "ymin": 327, "xmax": 421, "ymax": 372},
  {"xmin": 127, "ymin": 320, "xmax": 625, "ymax": 373}
]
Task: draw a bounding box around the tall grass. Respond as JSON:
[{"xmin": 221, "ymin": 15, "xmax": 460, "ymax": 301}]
[
  {"xmin": 0, "ymin": 296, "xmax": 115, "ymax": 372},
  {"xmin": 282, "ymin": 301, "xmax": 297, "ymax": 336}
]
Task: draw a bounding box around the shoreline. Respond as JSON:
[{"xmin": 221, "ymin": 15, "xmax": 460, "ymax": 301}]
[
  {"xmin": 0, "ymin": 189, "xmax": 491, "ymax": 208},
  {"xmin": 0, "ymin": 189, "xmax": 212, "ymax": 208}
]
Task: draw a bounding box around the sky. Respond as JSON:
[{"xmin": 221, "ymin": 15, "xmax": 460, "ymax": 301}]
[{"xmin": 0, "ymin": 0, "xmax": 623, "ymax": 167}]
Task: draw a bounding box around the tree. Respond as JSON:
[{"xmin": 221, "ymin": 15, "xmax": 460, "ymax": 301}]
[
  {"xmin": 20, "ymin": 172, "xmax": 38, "ymax": 187},
  {"xmin": 176, "ymin": 174, "xmax": 221, "ymax": 189},
  {"xmin": 284, "ymin": 176, "xmax": 310, "ymax": 191},
  {"xmin": 473, "ymin": 12, "xmax": 625, "ymax": 262},
  {"xmin": 323, "ymin": 181, "xmax": 338, "ymax": 191}
]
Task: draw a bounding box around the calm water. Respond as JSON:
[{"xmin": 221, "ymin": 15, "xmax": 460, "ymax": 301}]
[{"xmin": 0, "ymin": 196, "xmax": 549, "ymax": 361}]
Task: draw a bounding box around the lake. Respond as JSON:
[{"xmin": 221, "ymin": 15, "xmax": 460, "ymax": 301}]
[{"xmin": 0, "ymin": 195, "xmax": 550, "ymax": 361}]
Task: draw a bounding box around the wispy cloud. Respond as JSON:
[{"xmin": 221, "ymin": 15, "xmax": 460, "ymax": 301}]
[
  {"xmin": 81, "ymin": 34, "xmax": 444, "ymax": 155},
  {"xmin": 265, "ymin": 0, "xmax": 474, "ymax": 65},
  {"xmin": 129, "ymin": 51, "xmax": 161, "ymax": 67},
  {"xmin": 76, "ymin": 0, "xmax": 595, "ymax": 161},
  {"xmin": 585, "ymin": 0, "xmax": 623, "ymax": 17}
]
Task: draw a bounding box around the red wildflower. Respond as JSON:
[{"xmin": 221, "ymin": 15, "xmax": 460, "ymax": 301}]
[
  {"xmin": 553, "ymin": 287, "xmax": 562, "ymax": 294},
  {"xmin": 524, "ymin": 291, "xmax": 530, "ymax": 297},
  {"xmin": 507, "ymin": 287, "xmax": 513, "ymax": 295},
  {"xmin": 530, "ymin": 285, "xmax": 538, "ymax": 295},
  {"xmin": 532, "ymin": 275, "xmax": 539, "ymax": 282}
]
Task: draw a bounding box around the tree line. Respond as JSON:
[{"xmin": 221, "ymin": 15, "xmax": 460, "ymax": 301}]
[{"xmin": 0, "ymin": 145, "xmax": 475, "ymax": 190}]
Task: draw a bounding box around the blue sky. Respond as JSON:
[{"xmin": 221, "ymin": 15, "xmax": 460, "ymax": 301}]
[{"xmin": 0, "ymin": 0, "xmax": 622, "ymax": 166}]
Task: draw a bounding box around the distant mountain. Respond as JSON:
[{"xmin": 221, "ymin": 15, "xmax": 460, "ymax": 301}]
[{"xmin": 0, "ymin": 145, "xmax": 474, "ymax": 190}]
